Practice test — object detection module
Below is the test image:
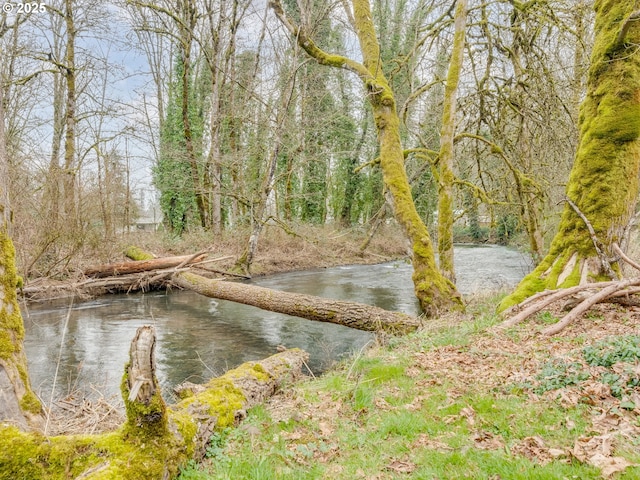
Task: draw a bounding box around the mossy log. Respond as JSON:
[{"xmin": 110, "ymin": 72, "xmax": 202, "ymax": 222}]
[
  {"xmin": 0, "ymin": 326, "xmax": 308, "ymax": 480},
  {"xmin": 173, "ymin": 271, "xmax": 421, "ymax": 334},
  {"xmin": 84, "ymin": 253, "xmax": 207, "ymax": 278}
]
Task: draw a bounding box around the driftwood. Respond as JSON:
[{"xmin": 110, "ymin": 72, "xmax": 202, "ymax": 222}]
[
  {"xmin": 173, "ymin": 271, "xmax": 421, "ymax": 334},
  {"xmin": 83, "ymin": 253, "xmax": 208, "ymax": 278},
  {"xmin": 0, "ymin": 325, "xmax": 307, "ymax": 479},
  {"xmin": 20, "ymin": 254, "xmax": 239, "ymax": 300},
  {"xmin": 500, "ymin": 243, "xmax": 640, "ymax": 335}
]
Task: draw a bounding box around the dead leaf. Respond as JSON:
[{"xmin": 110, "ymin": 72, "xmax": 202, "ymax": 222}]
[
  {"xmin": 472, "ymin": 431, "xmax": 505, "ymax": 450},
  {"xmin": 589, "ymin": 453, "xmax": 637, "ymax": 478},
  {"xmin": 281, "ymin": 430, "xmax": 303, "ymax": 441},
  {"xmin": 571, "ymin": 435, "xmax": 614, "ymax": 463},
  {"xmin": 412, "ymin": 433, "xmax": 453, "ymax": 451},
  {"xmin": 511, "ymin": 436, "xmax": 561, "ymax": 465},
  {"xmin": 460, "ymin": 406, "xmax": 476, "ymax": 426},
  {"xmin": 318, "ymin": 421, "xmax": 333, "ymax": 437},
  {"xmin": 385, "ymin": 460, "xmax": 417, "ymax": 474},
  {"xmin": 374, "ymin": 397, "xmax": 393, "ymax": 411}
]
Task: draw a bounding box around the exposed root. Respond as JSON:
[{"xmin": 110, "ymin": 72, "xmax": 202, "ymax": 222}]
[{"xmin": 500, "ymin": 243, "xmax": 640, "ymax": 335}]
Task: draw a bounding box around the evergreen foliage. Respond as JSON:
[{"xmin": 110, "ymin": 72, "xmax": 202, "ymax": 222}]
[{"xmin": 154, "ymin": 56, "xmax": 205, "ymax": 235}]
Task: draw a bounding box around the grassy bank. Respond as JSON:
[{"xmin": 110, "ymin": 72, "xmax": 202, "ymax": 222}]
[{"xmin": 177, "ymin": 295, "xmax": 640, "ymax": 479}]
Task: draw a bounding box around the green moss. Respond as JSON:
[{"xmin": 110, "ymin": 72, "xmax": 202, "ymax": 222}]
[
  {"xmin": 123, "ymin": 246, "xmax": 154, "ymax": 261},
  {"xmin": 0, "ymin": 425, "xmax": 108, "ymax": 480},
  {"xmin": 19, "ymin": 390, "xmax": 42, "ymax": 414},
  {"xmin": 168, "ymin": 409, "xmax": 198, "ymax": 458},
  {"xmin": 121, "ymin": 365, "xmax": 168, "ymax": 439},
  {"xmin": 498, "ymin": 272, "xmax": 547, "ymax": 312},
  {"xmin": 0, "ymin": 330, "xmax": 15, "ymax": 358}
]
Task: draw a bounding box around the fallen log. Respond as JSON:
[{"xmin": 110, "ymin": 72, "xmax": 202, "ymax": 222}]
[
  {"xmin": 173, "ymin": 271, "xmax": 421, "ymax": 334},
  {"xmin": 83, "ymin": 253, "xmax": 208, "ymax": 278},
  {"xmin": 0, "ymin": 325, "xmax": 308, "ymax": 479}
]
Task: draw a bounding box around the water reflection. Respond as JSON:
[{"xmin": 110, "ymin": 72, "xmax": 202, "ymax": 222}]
[{"xmin": 22, "ymin": 245, "xmax": 530, "ymax": 402}]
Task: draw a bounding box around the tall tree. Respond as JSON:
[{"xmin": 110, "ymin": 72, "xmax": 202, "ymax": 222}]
[
  {"xmin": 501, "ymin": 0, "xmax": 640, "ymax": 309},
  {"xmin": 271, "ymin": 0, "xmax": 463, "ymax": 315},
  {"xmin": 437, "ymin": 0, "xmax": 467, "ymax": 284},
  {"xmin": 129, "ymin": 0, "xmax": 208, "ymax": 229}
]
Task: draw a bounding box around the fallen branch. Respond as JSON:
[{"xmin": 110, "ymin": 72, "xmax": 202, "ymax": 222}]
[
  {"xmin": 542, "ymin": 277, "xmax": 640, "ymax": 335},
  {"xmin": 499, "ymin": 281, "xmax": 619, "ymax": 328},
  {"xmin": 565, "ymin": 198, "xmax": 618, "ymax": 279},
  {"xmin": 613, "ymin": 243, "xmax": 640, "ymax": 273},
  {"xmin": 499, "ymin": 278, "xmax": 640, "ymax": 335},
  {"xmin": 83, "ymin": 253, "xmax": 208, "ymax": 278}
]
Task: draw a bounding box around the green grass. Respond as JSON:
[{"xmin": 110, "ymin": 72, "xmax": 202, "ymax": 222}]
[{"xmin": 176, "ymin": 303, "xmax": 640, "ymax": 480}]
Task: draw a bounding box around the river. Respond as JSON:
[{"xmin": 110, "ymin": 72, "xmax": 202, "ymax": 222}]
[{"xmin": 22, "ymin": 245, "xmax": 530, "ymax": 402}]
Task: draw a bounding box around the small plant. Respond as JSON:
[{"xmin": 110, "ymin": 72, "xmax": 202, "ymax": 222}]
[
  {"xmin": 205, "ymin": 429, "xmax": 231, "ymax": 465},
  {"xmin": 582, "ymin": 335, "xmax": 640, "ymax": 367},
  {"xmin": 536, "ymin": 311, "xmax": 559, "ymax": 325},
  {"xmin": 533, "ymin": 358, "xmax": 589, "ymax": 394}
]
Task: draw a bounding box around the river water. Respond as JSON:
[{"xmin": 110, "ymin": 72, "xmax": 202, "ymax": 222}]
[{"xmin": 22, "ymin": 245, "xmax": 530, "ymax": 402}]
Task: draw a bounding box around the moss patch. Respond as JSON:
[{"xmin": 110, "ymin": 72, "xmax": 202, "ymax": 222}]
[{"xmin": 123, "ymin": 246, "xmax": 154, "ymax": 261}]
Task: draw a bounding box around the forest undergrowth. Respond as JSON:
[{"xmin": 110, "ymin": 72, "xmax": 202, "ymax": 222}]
[
  {"xmin": 18, "ymin": 223, "xmax": 410, "ymax": 288},
  {"xmin": 176, "ymin": 296, "xmax": 640, "ymax": 480}
]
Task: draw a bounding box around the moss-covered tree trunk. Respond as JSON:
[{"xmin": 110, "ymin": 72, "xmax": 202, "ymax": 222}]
[
  {"xmin": 271, "ymin": 0, "xmax": 463, "ymax": 315},
  {"xmin": 500, "ymin": 0, "xmax": 640, "ymax": 310},
  {"xmin": 437, "ymin": 0, "xmax": 467, "ymax": 284},
  {"xmin": 0, "ymin": 66, "xmax": 44, "ymax": 431}
]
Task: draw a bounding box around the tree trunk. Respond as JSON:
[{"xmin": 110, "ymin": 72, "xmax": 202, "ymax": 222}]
[
  {"xmin": 0, "ymin": 78, "xmax": 44, "ymax": 431},
  {"xmin": 355, "ymin": 0, "xmax": 463, "ymax": 315},
  {"xmin": 0, "ymin": 326, "xmax": 307, "ymax": 479},
  {"xmin": 437, "ymin": 0, "xmax": 467, "ymax": 284},
  {"xmin": 500, "ymin": 0, "xmax": 640, "ymax": 310},
  {"xmin": 174, "ymin": 271, "xmax": 420, "ymax": 334},
  {"xmin": 62, "ymin": 0, "xmax": 77, "ymax": 223},
  {"xmin": 83, "ymin": 253, "xmax": 207, "ymax": 278},
  {"xmin": 235, "ymin": 69, "xmax": 296, "ymax": 275}
]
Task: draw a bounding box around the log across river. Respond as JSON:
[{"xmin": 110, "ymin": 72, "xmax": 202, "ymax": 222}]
[{"xmin": 22, "ymin": 245, "xmax": 530, "ymax": 401}]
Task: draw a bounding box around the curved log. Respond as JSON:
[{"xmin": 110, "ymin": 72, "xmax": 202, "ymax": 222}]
[
  {"xmin": 173, "ymin": 271, "xmax": 421, "ymax": 335},
  {"xmin": 0, "ymin": 326, "xmax": 308, "ymax": 480}
]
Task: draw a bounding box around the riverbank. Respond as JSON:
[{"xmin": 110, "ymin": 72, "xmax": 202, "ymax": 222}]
[
  {"xmin": 19, "ymin": 223, "xmax": 410, "ymax": 301},
  {"xmin": 177, "ymin": 296, "xmax": 640, "ymax": 479}
]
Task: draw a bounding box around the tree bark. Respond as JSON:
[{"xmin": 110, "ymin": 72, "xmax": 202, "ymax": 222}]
[
  {"xmin": 0, "ymin": 326, "xmax": 308, "ymax": 479},
  {"xmin": 500, "ymin": 0, "xmax": 640, "ymax": 310},
  {"xmin": 62, "ymin": 0, "xmax": 77, "ymax": 223},
  {"xmin": 437, "ymin": 0, "xmax": 467, "ymax": 284},
  {"xmin": 174, "ymin": 271, "xmax": 421, "ymax": 334},
  {"xmin": 83, "ymin": 253, "xmax": 207, "ymax": 278}
]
